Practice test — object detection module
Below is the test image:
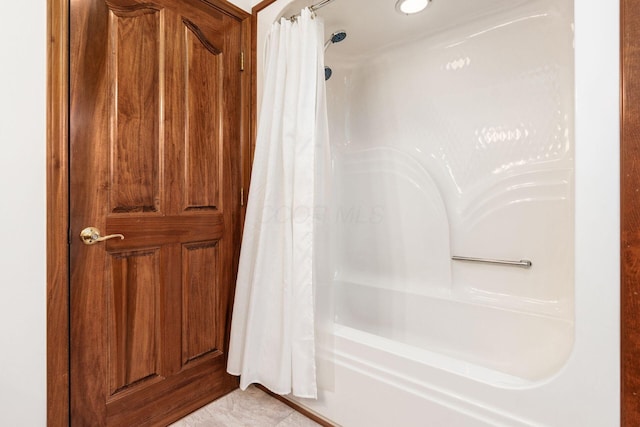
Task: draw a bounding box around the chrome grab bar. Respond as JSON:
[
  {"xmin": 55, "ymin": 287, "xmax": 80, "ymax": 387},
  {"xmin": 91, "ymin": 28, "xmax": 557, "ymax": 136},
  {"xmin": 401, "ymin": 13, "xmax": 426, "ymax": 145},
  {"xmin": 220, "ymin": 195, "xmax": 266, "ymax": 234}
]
[{"xmin": 452, "ymin": 256, "xmax": 532, "ymax": 268}]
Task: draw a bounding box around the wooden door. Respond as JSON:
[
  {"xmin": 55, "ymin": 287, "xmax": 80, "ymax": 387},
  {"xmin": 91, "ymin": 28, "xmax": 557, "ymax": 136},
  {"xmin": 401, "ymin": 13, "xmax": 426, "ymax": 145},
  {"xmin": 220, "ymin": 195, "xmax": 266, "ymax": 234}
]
[{"xmin": 69, "ymin": 0, "xmax": 246, "ymax": 425}]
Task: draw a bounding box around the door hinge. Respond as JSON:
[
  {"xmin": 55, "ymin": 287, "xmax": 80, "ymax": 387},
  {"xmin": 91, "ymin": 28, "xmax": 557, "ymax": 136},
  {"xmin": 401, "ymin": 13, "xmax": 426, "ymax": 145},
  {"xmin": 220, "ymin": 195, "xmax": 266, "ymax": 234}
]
[
  {"xmin": 240, "ymin": 51, "xmax": 245, "ymax": 72},
  {"xmin": 240, "ymin": 187, "xmax": 244, "ymax": 206}
]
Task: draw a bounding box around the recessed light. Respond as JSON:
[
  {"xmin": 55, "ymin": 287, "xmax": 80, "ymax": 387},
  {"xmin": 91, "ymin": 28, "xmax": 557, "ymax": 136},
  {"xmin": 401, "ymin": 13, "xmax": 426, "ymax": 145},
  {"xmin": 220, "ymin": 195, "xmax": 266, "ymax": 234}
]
[{"xmin": 395, "ymin": 0, "xmax": 430, "ymax": 15}]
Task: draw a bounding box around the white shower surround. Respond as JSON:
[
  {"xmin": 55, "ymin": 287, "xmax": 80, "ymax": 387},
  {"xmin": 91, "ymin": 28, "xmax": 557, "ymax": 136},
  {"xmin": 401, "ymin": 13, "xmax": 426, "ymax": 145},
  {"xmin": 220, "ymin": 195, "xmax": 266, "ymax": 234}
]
[
  {"xmin": 254, "ymin": 0, "xmax": 619, "ymax": 425},
  {"xmin": 327, "ymin": 0, "xmax": 574, "ymax": 381}
]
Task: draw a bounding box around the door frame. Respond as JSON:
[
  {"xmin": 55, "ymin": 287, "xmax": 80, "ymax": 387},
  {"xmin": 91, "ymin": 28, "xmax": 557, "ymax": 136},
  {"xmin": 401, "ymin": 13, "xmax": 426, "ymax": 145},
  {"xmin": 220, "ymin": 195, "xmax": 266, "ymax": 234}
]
[
  {"xmin": 621, "ymin": 0, "xmax": 640, "ymax": 425},
  {"xmin": 46, "ymin": 0, "xmax": 252, "ymax": 424}
]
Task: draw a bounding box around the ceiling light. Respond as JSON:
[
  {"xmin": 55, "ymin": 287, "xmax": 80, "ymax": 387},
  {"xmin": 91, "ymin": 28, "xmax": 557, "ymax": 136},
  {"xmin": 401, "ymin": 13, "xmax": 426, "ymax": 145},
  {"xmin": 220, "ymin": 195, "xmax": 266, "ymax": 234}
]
[{"xmin": 395, "ymin": 0, "xmax": 430, "ymax": 15}]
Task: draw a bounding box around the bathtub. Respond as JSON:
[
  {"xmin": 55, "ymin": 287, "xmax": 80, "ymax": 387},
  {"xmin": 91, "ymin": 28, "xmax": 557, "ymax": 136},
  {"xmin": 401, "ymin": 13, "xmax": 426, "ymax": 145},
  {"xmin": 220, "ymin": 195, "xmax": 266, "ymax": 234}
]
[
  {"xmin": 333, "ymin": 280, "xmax": 573, "ymax": 382},
  {"xmin": 254, "ymin": 0, "xmax": 619, "ymax": 425}
]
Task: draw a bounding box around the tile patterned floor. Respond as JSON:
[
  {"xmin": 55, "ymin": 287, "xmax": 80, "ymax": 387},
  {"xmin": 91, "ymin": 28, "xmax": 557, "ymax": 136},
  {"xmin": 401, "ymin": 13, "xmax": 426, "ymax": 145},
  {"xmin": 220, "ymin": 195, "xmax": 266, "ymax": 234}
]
[{"xmin": 170, "ymin": 385, "xmax": 322, "ymax": 427}]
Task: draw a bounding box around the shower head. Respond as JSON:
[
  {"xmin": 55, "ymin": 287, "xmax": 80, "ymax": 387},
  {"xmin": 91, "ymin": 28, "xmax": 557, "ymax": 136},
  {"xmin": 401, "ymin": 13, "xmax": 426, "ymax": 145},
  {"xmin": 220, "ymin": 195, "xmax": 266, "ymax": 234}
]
[
  {"xmin": 324, "ymin": 30, "xmax": 347, "ymax": 50},
  {"xmin": 324, "ymin": 66, "xmax": 333, "ymax": 81},
  {"xmin": 331, "ymin": 30, "xmax": 347, "ymax": 43},
  {"xmin": 324, "ymin": 30, "xmax": 345, "ymax": 80}
]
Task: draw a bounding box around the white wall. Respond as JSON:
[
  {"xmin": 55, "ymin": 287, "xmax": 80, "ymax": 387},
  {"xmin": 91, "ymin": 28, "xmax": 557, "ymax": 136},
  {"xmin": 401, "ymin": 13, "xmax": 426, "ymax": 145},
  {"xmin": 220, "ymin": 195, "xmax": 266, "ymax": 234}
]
[
  {"xmin": 0, "ymin": 1, "xmax": 47, "ymax": 426},
  {"xmin": 234, "ymin": 0, "xmax": 252, "ymax": 11}
]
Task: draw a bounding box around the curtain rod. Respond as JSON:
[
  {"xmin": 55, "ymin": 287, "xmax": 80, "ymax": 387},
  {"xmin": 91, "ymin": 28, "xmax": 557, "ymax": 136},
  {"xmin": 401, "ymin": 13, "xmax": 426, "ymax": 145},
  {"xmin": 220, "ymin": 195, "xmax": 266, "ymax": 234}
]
[
  {"xmin": 309, "ymin": 0, "xmax": 337, "ymax": 12},
  {"xmin": 287, "ymin": 0, "xmax": 337, "ymax": 21}
]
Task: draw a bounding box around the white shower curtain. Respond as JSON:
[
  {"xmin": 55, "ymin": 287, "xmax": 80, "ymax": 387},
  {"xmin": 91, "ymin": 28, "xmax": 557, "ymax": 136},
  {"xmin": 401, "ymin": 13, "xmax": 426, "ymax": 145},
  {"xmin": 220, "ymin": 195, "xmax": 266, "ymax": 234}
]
[{"xmin": 227, "ymin": 8, "xmax": 328, "ymax": 399}]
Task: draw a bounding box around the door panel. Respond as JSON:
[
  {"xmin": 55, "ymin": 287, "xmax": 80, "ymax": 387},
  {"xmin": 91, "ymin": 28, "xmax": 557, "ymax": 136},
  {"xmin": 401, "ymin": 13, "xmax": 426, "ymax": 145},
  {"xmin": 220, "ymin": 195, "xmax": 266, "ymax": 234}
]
[
  {"xmin": 109, "ymin": 6, "xmax": 161, "ymax": 213},
  {"xmin": 70, "ymin": 0, "xmax": 245, "ymax": 424},
  {"xmin": 108, "ymin": 248, "xmax": 161, "ymax": 395},
  {"xmin": 182, "ymin": 241, "xmax": 223, "ymax": 363},
  {"xmin": 185, "ymin": 27, "xmax": 223, "ymax": 210}
]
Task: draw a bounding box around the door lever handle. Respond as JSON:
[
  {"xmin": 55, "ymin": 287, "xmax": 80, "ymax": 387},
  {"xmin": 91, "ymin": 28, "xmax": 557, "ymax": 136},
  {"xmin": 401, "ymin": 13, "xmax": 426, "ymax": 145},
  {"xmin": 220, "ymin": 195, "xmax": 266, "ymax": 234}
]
[{"xmin": 80, "ymin": 227, "xmax": 125, "ymax": 245}]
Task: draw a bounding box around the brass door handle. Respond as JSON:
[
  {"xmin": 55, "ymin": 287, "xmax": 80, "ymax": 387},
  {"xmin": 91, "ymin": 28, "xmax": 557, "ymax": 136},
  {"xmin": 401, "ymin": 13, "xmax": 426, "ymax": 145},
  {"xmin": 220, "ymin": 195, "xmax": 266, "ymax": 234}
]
[{"xmin": 80, "ymin": 227, "xmax": 125, "ymax": 245}]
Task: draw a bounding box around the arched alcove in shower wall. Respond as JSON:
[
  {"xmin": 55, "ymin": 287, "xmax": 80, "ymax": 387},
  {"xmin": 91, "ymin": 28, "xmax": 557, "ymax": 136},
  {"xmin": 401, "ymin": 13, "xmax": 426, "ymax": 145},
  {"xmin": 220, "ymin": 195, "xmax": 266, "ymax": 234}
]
[{"xmin": 253, "ymin": 0, "xmax": 619, "ymax": 425}]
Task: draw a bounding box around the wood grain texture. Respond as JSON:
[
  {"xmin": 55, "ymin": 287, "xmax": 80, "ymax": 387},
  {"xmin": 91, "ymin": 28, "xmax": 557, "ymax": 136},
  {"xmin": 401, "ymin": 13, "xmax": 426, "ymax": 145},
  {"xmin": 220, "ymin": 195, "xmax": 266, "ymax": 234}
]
[
  {"xmin": 70, "ymin": 0, "xmax": 111, "ymax": 423},
  {"xmin": 110, "ymin": 7, "xmax": 161, "ymax": 213},
  {"xmin": 106, "ymin": 214, "xmax": 224, "ymax": 248},
  {"xmin": 69, "ymin": 0, "xmax": 248, "ymax": 425},
  {"xmin": 622, "ymin": 0, "xmax": 640, "ymax": 424},
  {"xmin": 46, "ymin": 0, "xmax": 70, "ymax": 425},
  {"xmin": 252, "ymin": 0, "xmax": 278, "ymax": 14},
  {"xmin": 108, "ymin": 249, "xmax": 161, "ymax": 394},
  {"xmin": 49, "ymin": 0, "xmax": 249, "ymax": 424},
  {"xmin": 241, "ymin": 16, "xmax": 253, "ymax": 220},
  {"xmin": 182, "ymin": 241, "xmax": 222, "ymax": 362},
  {"xmin": 185, "ymin": 25, "xmax": 222, "ymax": 209}
]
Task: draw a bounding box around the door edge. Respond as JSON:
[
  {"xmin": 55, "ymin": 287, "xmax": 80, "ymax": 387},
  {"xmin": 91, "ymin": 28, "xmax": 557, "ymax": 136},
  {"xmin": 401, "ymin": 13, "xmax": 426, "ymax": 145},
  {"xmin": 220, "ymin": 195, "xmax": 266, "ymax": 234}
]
[{"xmin": 47, "ymin": 0, "xmax": 70, "ymax": 424}]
